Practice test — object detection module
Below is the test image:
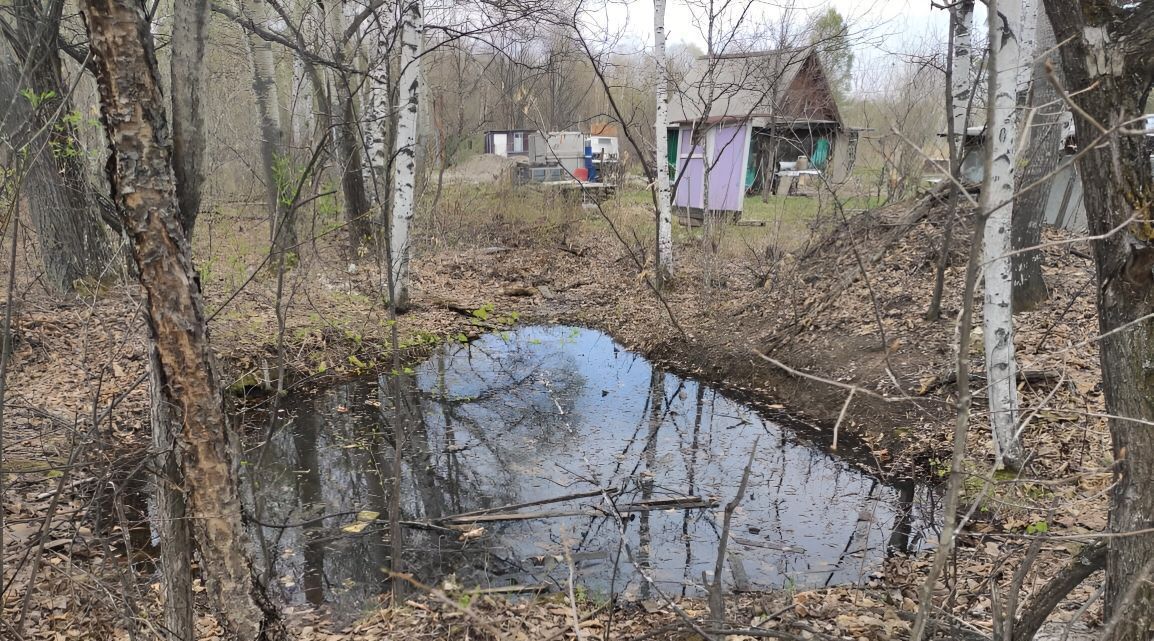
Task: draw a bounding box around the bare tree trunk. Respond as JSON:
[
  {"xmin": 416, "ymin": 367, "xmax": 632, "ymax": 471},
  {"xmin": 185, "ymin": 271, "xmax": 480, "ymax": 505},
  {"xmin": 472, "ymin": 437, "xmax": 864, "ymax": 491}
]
[
  {"xmin": 156, "ymin": 0, "xmax": 208, "ymax": 635},
  {"xmin": 653, "ymin": 0, "xmax": 673, "ymax": 287},
  {"xmin": 80, "ymin": 0, "xmax": 276, "ymax": 637},
  {"xmin": 1042, "ymin": 2, "xmax": 1154, "ymax": 637},
  {"xmin": 2, "ymin": 3, "xmax": 113, "ymax": 293},
  {"xmin": 149, "ymin": 356, "xmax": 193, "ymax": 641},
  {"xmin": 325, "ymin": 4, "xmax": 373, "ymax": 251},
  {"xmin": 388, "ymin": 0, "xmax": 422, "ymax": 311},
  {"xmin": 20, "ymin": 157, "xmax": 114, "ymax": 291},
  {"xmin": 365, "ymin": 20, "xmax": 394, "ymax": 208},
  {"xmin": 287, "ymin": 0, "xmax": 327, "ymax": 154},
  {"xmin": 236, "ymin": 0, "xmax": 296, "ymax": 254},
  {"xmin": 290, "ymin": 53, "xmax": 313, "ymax": 148},
  {"xmin": 170, "ymin": 0, "xmax": 208, "ymax": 235},
  {"xmin": 1010, "ymin": 10, "xmax": 1059, "ymax": 312},
  {"xmin": 759, "ymin": 134, "xmax": 778, "ymax": 202},
  {"xmin": 980, "ymin": 0, "xmax": 1027, "ymax": 471},
  {"xmin": 926, "ymin": 0, "xmax": 973, "ymax": 322}
]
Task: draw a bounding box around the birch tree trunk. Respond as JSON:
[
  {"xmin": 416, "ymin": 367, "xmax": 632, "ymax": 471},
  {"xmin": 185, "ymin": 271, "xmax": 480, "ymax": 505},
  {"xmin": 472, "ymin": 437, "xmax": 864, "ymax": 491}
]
[
  {"xmin": 388, "ymin": 0, "xmax": 422, "ymax": 311},
  {"xmin": 926, "ymin": 0, "xmax": 973, "ymax": 321},
  {"xmin": 79, "ymin": 0, "xmax": 276, "ymax": 637},
  {"xmin": 291, "ymin": 55, "xmax": 312, "ymax": 148},
  {"xmin": 236, "ymin": 0, "xmax": 296, "ymax": 254},
  {"xmin": 980, "ymin": 0, "xmax": 1027, "ymax": 471},
  {"xmin": 950, "ymin": 1, "xmax": 974, "ymax": 159},
  {"xmin": 1011, "ymin": 10, "xmax": 1059, "ymax": 312},
  {"xmin": 1014, "ymin": 0, "xmax": 1038, "ymax": 92},
  {"xmin": 653, "ymin": 0, "xmax": 673, "ymax": 288},
  {"xmin": 1041, "ymin": 1, "xmax": 1154, "ymax": 636},
  {"xmin": 365, "ymin": 21, "xmax": 394, "ymax": 207}
]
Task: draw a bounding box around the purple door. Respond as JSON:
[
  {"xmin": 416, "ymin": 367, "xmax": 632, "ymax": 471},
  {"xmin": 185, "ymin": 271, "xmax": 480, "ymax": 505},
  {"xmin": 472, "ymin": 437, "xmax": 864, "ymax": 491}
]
[
  {"xmin": 707, "ymin": 124, "xmax": 747, "ymax": 212},
  {"xmin": 673, "ymin": 123, "xmax": 748, "ymax": 213}
]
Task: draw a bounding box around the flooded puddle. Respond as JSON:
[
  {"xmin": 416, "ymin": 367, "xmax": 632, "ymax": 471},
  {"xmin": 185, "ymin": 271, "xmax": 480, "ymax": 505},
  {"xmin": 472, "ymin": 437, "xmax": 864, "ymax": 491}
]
[{"xmin": 246, "ymin": 325, "xmax": 937, "ymax": 618}]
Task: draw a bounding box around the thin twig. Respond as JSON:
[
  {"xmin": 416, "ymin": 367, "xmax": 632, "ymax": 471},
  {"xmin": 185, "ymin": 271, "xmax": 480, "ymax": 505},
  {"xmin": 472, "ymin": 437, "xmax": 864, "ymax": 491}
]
[
  {"xmin": 564, "ymin": 548, "xmax": 585, "ymax": 641},
  {"xmin": 709, "ymin": 438, "xmax": 759, "ymax": 624},
  {"xmin": 1059, "ymin": 584, "xmax": 1102, "ymax": 641},
  {"xmin": 832, "ymin": 389, "xmax": 854, "ymax": 451}
]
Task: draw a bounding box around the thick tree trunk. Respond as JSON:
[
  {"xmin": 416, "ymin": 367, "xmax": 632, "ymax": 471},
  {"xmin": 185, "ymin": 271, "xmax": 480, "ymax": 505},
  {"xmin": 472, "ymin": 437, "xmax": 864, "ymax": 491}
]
[
  {"xmin": 1011, "ymin": 11, "xmax": 1059, "ymax": 313},
  {"xmin": 2, "ymin": 4, "xmax": 113, "ymax": 293},
  {"xmin": 1042, "ymin": 2, "xmax": 1154, "ymax": 637},
  {"xmin": 157, "ymin": 0, "xmax": 209, "ymax": 635},
  {"xmin": 20, "ymin": 157, "xmax": 114, "ymax": 292},
  {"xmin": 653, "ymin": 0, "xmax": 673, "ymax": 288},
  {"xmin": 980, "ymin": 0, "xmax": 1027, "ymax": 471},
  {"xmin": 1014, "ymin": 0, "xmax": 1039, "ymax": 91},
  {"xmin": 388, "ymin": 0, "xmax": 422, "ymax": 311},
  {"xmin": 79, "ymin": 0, "xmax": 275, "ymax": 637}
]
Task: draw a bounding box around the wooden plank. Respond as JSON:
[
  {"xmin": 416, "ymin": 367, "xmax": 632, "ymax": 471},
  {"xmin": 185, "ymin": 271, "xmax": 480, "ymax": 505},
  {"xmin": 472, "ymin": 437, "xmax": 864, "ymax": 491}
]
[
  {"xmin": 453, "ymin": 584, "xmax": 550, "ymax": 595},
  {"xmin": 446, "ymin": 488, "xmax": 618, "ymax": 520},
  {"xmin": 728, "ymin": 551, "xmax": 752, "ymax": 592},
  {"xmin": 617, "ymin": 496, "xmax": 715, "ymax": 511},
  {"xmin": 441, "ymin": 495, "xmax": 714, "ymax": 524},
  {"xmin": 444, "ymin": 509, "xmax": 597, "ymax": 523}
]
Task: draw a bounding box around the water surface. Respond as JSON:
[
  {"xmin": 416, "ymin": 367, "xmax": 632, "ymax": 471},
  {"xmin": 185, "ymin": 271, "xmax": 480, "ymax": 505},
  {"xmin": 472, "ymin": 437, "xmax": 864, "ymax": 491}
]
[{"xmin": 247, "ymin": 326, "xmax": 936, "ymax": 618}]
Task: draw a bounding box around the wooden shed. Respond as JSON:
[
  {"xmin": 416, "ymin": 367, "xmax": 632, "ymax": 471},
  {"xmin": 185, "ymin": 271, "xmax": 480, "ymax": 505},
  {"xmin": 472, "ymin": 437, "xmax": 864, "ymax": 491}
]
[
  {"xmin": 484, "ymin": 129, "xmax": 538, "ymax": 157},
  {"xmin": 667, "ymin": 47, "xmax": 856, "ymax": 221}
]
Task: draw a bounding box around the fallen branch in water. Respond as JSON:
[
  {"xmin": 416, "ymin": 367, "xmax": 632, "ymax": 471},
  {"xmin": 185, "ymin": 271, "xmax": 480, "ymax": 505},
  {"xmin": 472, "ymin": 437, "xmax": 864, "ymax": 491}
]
[
  {"xmin": 439, "ymin": 496, "xmax": 715, "ymax": 525},
  {"xmin": 446, "ymin": 487, "xmax": 621, "ymax": 520}
]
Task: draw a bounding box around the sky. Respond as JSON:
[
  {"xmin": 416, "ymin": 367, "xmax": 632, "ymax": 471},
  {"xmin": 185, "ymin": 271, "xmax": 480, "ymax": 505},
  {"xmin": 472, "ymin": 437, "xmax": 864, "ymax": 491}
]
[{"xmin": 592, "ymin": 0, "xmax": 981, "ymax": 96}]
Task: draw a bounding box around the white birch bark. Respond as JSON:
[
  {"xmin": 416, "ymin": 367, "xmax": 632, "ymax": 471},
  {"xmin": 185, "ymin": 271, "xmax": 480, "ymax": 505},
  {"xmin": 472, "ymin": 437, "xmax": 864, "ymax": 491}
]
[
  {"xmin": 239, "ymin": 0, "xmax": 283, "ymax": 139},
  {"xmin": 291, "ymin": 55, "xmax": 312, "ymax": 147},
  {"xmin": 236, "ymin": 0, "xmax": 293, "ymax": 250},
  {"xmin": 980, "ymin": 0, "xmax": 1028, "ymax": 470},
  {"xmin": 1015, "ymin": 0, "xmax": 1038, "ymax": 98},
  {"xmin": 365, "ymin": 22, "xmax": 393, "ymax": 205},
  {"xmin": 388, "ymin": 0, "xmax": 422, "ymax": 310},
  {"xmin": 950, "ymin": 0, "xmax": 974, "ymax": 158},
  {"xmin": 654, "ymin": 0, "xmax": 673, "ymax": 286}
]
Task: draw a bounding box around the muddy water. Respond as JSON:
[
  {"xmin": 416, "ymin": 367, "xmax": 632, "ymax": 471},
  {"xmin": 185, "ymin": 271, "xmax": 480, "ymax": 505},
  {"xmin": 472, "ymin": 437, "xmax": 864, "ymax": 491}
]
[{"xmin": 247, "ymin": 325, "xmax": 937, "ymax": 619}]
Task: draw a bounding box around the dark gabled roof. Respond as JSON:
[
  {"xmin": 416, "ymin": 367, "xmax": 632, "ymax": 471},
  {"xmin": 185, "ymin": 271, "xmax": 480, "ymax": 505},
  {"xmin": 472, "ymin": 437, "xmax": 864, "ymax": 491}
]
[{"xmin": 667, "ymin": 47, "xmax": 841, "ymax": 126}]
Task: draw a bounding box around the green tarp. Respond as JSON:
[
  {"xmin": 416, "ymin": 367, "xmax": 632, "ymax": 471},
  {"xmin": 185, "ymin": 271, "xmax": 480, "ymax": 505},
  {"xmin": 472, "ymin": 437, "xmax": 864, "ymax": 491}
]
[{"xmin": 813, "ymin": 137, "xmax": 830, "ymax": 169}]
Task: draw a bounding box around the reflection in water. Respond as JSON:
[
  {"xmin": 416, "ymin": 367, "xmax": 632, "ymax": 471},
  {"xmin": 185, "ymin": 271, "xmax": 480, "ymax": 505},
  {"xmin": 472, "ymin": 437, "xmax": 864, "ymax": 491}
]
[{"xmin": 246, "ymin": 326, "xmax": 937, "ymax": 620}]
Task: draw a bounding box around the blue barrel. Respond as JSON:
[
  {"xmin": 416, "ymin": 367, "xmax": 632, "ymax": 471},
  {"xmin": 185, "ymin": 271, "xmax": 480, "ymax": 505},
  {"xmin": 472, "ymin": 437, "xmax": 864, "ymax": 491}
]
[{"xmin": 584, "ymin": 141, "xmax": 597, "ymax": 182}]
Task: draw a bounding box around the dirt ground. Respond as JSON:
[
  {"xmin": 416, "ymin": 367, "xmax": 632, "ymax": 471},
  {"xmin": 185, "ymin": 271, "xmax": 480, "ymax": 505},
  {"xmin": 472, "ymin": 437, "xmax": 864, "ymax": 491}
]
[{"xmin": 0, "ymin": 187, "xmax": 1111, "ymax": 639}]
